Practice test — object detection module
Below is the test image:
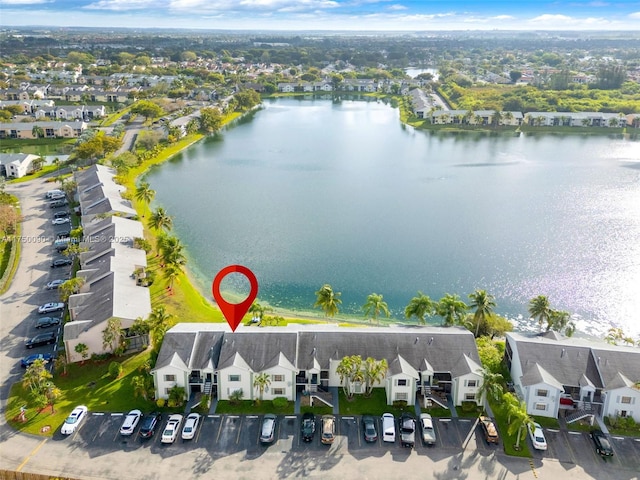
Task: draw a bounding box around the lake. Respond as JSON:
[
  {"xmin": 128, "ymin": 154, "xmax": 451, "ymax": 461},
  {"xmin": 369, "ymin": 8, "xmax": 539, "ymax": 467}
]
[{"xmin": 146, "ymin": 97, "xmax": 640, "ymax": 337}]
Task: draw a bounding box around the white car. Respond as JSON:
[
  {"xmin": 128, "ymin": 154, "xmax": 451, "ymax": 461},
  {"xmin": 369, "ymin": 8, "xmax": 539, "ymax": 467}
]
[
  {"xmin": 161, "ymin": 414, "xmax": 183, "ymax": 444},
  {"xmin": 38, "ymin": 302, "xmax": 65, "ymax": 314},
  {"xmin": 61, "ymin": 405, "xmax": 88, "ymax": 435},
  {"xmin": 120, "ymin": 409, "xmax": 142, "ymax": 436},
  {"xmin": 528, "ymin": 422, "xmax": 547, "ymax": 451},
  {"xmin": 46, "ymin": 279, "xmax": 65, "ymax": 290},
  {"xmin": 181, "ymin": 413, "xmax": 201, "ymax": 440},
  {"xmin": 52, "ymin": 217, "xmax": 70, "ymax": 225},
  {"xmin": 419, "ymin": 413, "xmax": 437, "ymax": 446}
]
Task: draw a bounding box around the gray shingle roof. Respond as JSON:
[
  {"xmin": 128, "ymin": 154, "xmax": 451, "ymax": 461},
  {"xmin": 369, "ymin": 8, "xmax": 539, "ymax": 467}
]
[
  {"xmin": 217, "ymin": 332, "xmax": 297, "ymax": 371},
  {"xmin": 591, "ymin": 348, "xmax": 640, "ymax": 387}
]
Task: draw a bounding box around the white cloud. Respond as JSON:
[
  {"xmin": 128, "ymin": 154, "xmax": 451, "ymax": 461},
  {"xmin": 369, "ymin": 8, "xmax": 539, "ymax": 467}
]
[
  {"xmin": 169, "ymin": 0, "xmax": 338, "ymax": 13},
  {"xmin": 84, "ymin": 0, "xmax": 156, "ymax": 11},
  {"xmin": 0, "ymin": 0, "xmax": 50, "ymax": 4},
  {"xmin": 387, "ymin": 4, "xmax": 407, "ymax": 11},
  {"xmin": 629, "ymin": 11, "xmax": 640, "ymax": 19}
]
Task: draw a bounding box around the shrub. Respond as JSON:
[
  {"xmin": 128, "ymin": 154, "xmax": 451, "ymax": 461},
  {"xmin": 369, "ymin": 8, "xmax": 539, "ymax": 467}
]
[
  {"xmin": 156, "ymin": 398, "xmax": 166, "ymax": 408},
  {"xmin": 229, "ymin": 389, "xmax": 244, "ymax": 405},
  {"xmin": 392, "ymin": 400, "xmax": 408, "ymax": 409},
  {"xmin": 108, "ymin": 361, "xmax": 122, "ymax": 379},
  {"xmin": 272, "ymin": 397, "xmax": 288, "ymax": 409},
  {"xmin": 461, "ymin": 401, "xmax": 477, "ymax": 412}
]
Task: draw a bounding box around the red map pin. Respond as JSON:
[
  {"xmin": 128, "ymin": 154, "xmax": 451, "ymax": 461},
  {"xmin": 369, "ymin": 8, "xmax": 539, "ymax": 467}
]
[{"xmin": 212, "ymin": 265, "xmax": 259, "ymax": 332}]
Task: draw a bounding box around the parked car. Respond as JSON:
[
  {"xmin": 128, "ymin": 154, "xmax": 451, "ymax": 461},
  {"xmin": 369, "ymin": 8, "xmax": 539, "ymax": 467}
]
[
  {"xmin": 382, "ymin": 413, "xmax": 396, "ymax": 443},
  {"xmin": 61, "ymin": 405, "xmax": 88, "ymax": 435},
  {"xmin": 362, "ymin": 414, "xmax": 378, "ymax": 443},
  {"xmin": 53, "ymin": 211, "xmax": 70, "ymax": 219},
  {"xmin": 260, "ymin": 414, "xmax": 277, "ymax": 444},
  {"xmin": 49, "ymin": 199, "xmax": 68, "ymax": 208},
  {"xmin": 52, "ymin": 217, "xmax": 70, "ymax": 225},
  {"xmin": 36, "ymin": 316, "xmax": 62, "ymax": 329},
  {"xmin": 590, "ymin": 428, "xmax": 614, "ymax": 457},
  {"xmin": 161, "ymin": 414, "xmax": 183, "ymax": 444},
  {"xmin": 51, "ymin": 258, "xmax": 72, "ymax": 268},
  {"xmin": 49, "ymin": 193, "xmax": 66, "ymax": 201},
  {"xmin": 560, "ymin": 393, "xmax": 576, "ymax": 407},
  {"xmin": 120, "ymin": 409, "xmax": 143, "ymax": 436},
  {"xmin": 181, "ymin": 413, "xmax": 201, "ymax": 440},
  {"xmin": 55, "ymin": 229, "xmax": 71, "ymax": 239},
  {"xmin": 46, "ymin": 279, "xmax": 65, "ymax": 290},
  {"xmin": 479, "ymin": 416, "xmax": 500, "ymax": 444},
  {"xmin": 21, "ymin": 352, "xmax": 53, "ymax": 368},
  {"xmin": 38, "ymin": 302, "xmax": 64, "ymax": 314},
  {"xmin": 528, "ymin": 422, "xmax": 547, "ymax": 451},
  {"xmin": 419, "ymin": 413, "xmax": 437, "ymax": 446},
  {"xmin": 25, "ymin": 331, "xmax": 56, "ymax": 349},
  {"xmin": 301, "ymin": 412, "xmax": 316, "ymax": 442},
  {"xmin": 321, "ymin": 415, "xmax": 336, "ymax": 445},
  {"xmin": 399, "ymin": 413, "xmax": 416, "ymax": 448},
  {"xmin": 45, "ymin": 189, "xmax": 64, "ymax": 199},
  {"xmin": 139, "ymin": 412, "xmax": 162, "ymax": 438}
]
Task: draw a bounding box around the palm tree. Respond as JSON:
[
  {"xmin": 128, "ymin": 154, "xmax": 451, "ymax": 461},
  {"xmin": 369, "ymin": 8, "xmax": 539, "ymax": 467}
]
[
  {"xmin": 468, "ymin": 289, "xmax": 496, "ymax": 337},
  {"xmin": 314, "ymin": 284, "xmax": 341, "ymax": 318},
  {"xmin": 59, "ymin": 277, "xmax": 86, "ymax": 302},
  {"xmin": 436, "ymin": 293, "xmax": 468, "ymax": 326},
  {"xmin": 548, "ymin": 309, "xmax": 571, "ymax": 333},
  {"xmin": 506, "ymin": 397, "xmax": 534, "ymax": 451},
  {"xmin": 148, "ymin": 305, "xmax": 174, "ymax": 332},
  {"xmin": 148, "ymin": 207, "xmax": 173, "ymax": 232},
  {"xmin": 336, "ymin": 355, "xmax": 362, "ymax": 399},
  {"xmin": 404, "ymin": 292, "xmax": 435, "ymax": 325},
  {"xmin": 477, "ymin": 369, "xmax": 504, "ymax": 407},
  {"xmin": 131, "ymin": 375, "xmax": 148, "ymax": 400},
  {"xmin": 362, "ymin": 293, "xmax": 390, "ymax": 325},
  {"xmin": 253, "ymin": 373, "xmax": 271, "ymax": 404},
  {"xmin": 363, "ymin": 357, "xmax": 388, "ymax": 397},
  {"xmin": 75, "ymin": 343, "xmax": 89, "ymax": 363},
  {"xmin": 32, "ymin": 125, "xmax": 44, "ymax": 139},
  {"xmin": 159, "ymin": 235, "xmax": 186, "ymax": 267},
  {"xmin": 163, "ymin": 263, "xmax": 182, "ymax": 294},
  {"xmin": 135, "ymin": 182, "xmax": 156, "ymax": 209},
  {"xmin": 528, "ymin": 295, "xmax": 551, "ymax": 331}
]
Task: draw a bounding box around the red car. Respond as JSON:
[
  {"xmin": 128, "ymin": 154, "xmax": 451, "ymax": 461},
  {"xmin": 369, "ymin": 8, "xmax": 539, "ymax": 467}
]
[{"xmin": 560, "ymin": 395, "xmax": 575, "ymax": 406}]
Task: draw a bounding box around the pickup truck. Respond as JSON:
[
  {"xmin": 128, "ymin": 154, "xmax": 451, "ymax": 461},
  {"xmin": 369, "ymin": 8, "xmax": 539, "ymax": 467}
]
[{"xmin": 479, "ymin": 416, "xmax": 500, "ymax": 444}]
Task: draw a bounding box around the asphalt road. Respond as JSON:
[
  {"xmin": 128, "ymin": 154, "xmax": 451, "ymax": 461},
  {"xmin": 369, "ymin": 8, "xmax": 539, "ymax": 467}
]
[{"xmin": 1, "ymin": 175, "xmax": 637, "ymax": 480}]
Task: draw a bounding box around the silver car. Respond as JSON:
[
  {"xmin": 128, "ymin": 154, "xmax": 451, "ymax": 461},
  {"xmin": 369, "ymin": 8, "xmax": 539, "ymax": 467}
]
[
  {"xmin": 260, "ymin": 414, "xmax": 277, "ymax": 444},
  {"xmin": 419, "ymin": 413, "xmax": 436, "ymax": 446}
]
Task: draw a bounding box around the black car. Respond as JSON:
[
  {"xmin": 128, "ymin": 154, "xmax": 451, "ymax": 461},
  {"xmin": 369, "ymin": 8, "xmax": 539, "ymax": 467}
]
[
  {"xmin": 590, "ymin": 429, "xmax": 614, "ymax": 457},
  {"xmin": 301, "ymin": 412, "xmax": 316, "ymax": 442},
  {"xmin": 55, "ymin": 230, "xmax": 71, "ymax": 239},
  {"xmin": 25, "ymin": 331, "xmax": 56, "ymax": 349},
  {"xmin": 362, "ymin": 415, "xmax": 378, "ymax": 443},
  {"xmin": 51, "ymin": 258, "xmax": 73, "ymax": 268},
  {"xmin": 36, "ymin": 316, "xmax": 62, "ymax": 329},
  {"xmin": 139, "ymin": 412, "xmax": 162, "ymax": 438},
  {"xmin": 399, "ymin": 413, "xmax": 416, "ymax": 448}
]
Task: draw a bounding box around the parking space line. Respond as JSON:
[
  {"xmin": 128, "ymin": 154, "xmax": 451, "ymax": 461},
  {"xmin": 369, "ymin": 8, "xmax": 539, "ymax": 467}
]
[
  {"xmin": 215, "ymin": 417, "xmax": 223, "ymax": 443},
  {"xmin": 208, "ymin": 415, "xmax": 219, "ymax": 418},
  {"xmin": 236, "ymin": 416, "xmax": 244, "ymax": 444},
  {"xmin": 613, "ymin": 436, "xmax": 624, "ymax": 440},
  {"xmin": 247, "ymin": 415, "xmax": 258, "ymax": 418},
  {"xmin": 568, "ymin": 431, "xmax": 581, "ymax": 435},
  {"xmin": 285, "ymin": 415, "xmax": 296, "ymax": 419},
  {"xmin": 547, "ymin": 429, "xmax": 559, "ymax": 433},
  {"xmin": 111, "ymin": 413, "xmax": 123, "ymax": 416},
  {"xmin": 342, "ymin": 416, "xmax": 354, "ymax": 420},
  {"xmin": 93, "ymin": 412, "xmax": 105, "ymax": 416}
]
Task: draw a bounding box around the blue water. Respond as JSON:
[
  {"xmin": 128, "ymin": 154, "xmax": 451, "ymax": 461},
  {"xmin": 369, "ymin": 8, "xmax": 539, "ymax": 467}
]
[{"xmin": 146, "ymin": 97, "xmax": 640, "ymax": 337}]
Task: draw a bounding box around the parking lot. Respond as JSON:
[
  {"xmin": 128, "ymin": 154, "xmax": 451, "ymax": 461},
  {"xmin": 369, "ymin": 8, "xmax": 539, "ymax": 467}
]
[{"xmin": 47, "ymin": 410, "xmax": 640, "ymax": 478}]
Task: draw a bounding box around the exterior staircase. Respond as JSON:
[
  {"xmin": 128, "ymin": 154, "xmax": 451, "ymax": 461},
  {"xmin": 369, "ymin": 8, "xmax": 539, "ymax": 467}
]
[
  {"xmin": 203, "ymin": 381, "xmax": 212, "ymax": 395},
  {"xmin": 565, "ymin": 407, "xmax": 595, "ymax": 424}
]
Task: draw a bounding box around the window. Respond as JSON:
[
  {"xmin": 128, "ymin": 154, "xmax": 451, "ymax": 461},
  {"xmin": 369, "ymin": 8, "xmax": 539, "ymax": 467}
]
[
  {"xmin": 536, "ymin": 389, "xmax": 548, "ymax": 397},
  {"xmin": 320, "ymin": 371, "xmax": 329, "ymax": 379},
  {"xmin": 535, "ymin": 403, "xmax": 547, "ymax": 411},
  {"xmin": 228, "ymin": 375, "xmax": 241, "ymax": 382},
  {"xmin": 465, "ymin": 394, "xmax": 476, "ymax": 401},
  {"xmin": 620, "ymin": 410, "xmax": 628, "ymax": 417},
  {"xmin": 272, "ymin": 388, "xmax": 285, "ymax": 395},
  {"xmin": 272, "ymin": 374, "xmax": 285, "ymax": 382},
  {"xmin": 164, "ymin": 388, "xmax": 172, "ymax": 395},
  {"xmin": 164, "ymin": 374, "xmax": 176, "ymax": 382},
  {"xmin": 395, "ymin": 393, "xmax": 408, "ymax": 401},
  {"xmin": 396, "ymin": 379, "xmax": 408, "ymax": 387},
  {"xmin": 466, "ymin": 380, "xmax": 477, "ymax": 387},
  {"xmin": 621, "ymin": 396, "xmax": 632, "ymax": 404}
]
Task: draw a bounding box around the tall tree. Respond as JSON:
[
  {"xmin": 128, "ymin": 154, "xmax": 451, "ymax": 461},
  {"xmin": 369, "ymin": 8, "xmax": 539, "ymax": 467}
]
[
  {"xmin": 253, "ymin": 373, "xmax": 271, "ymax": 404},
  {"xmin": 314, "ymin": 284, "xmax": 341, "ymax": 318},
  {"xmin": 135, "ymin": 181, "xmax": 156, "ymax": 208},
  {"xmin": 102, "ymin": 317, "xmax": 123, "ymax": 353},
  {"xmin": 528, "ymin": 295, "xmax": 551, "ymax": 331},
  {"xmin": 362, "ymin": 293, "xmax": 390, "ymax": 325},
  {"xmin": 468, "ymin": 289, "xmax": 496, "ymax": 337},
  {"xmin": 506, "ymin": 395, "xmax": 534, "ymax": 451},
  {"xmin": 59, "ymin": 277, "xmax": 86, "ymax": 302},
  {"xmin": 363, "ymin": 357, "xmax": 388, "ymax": 397},
  {"xmin": 477, "ymin": 369, "xmax": 504, "ymax": 407},
  {"xmin": 436, "ymin": 293, "xmax": 468, "ymax": 327},
  {"xmin": 404, "ymin": 291, "xmax": 435, "ymax": 325},
  {"xmin": 336, "ymin": 355, "xmax": 363, "ymax": 399},
  {"xmin": 148, "ymin": 207, "xmax": 173, "ymax": 232},
  {"xmin": 75, "ymin": 343, "xmax": 89, "ymax": 363}
]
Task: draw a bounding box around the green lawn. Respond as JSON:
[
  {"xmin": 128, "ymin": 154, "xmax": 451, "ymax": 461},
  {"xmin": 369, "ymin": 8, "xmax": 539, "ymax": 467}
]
[
  {"xmin": 5, "ymin": 350, "xmax": 171, "ymax": 436},
  {"xmin": 215, "ymin": 400, "xmax": 294, "ymax": 415},
  {"xmin": 301, "ymin": 405, "xmax": 333, "ymax": 415},
  {"xmin": 422, "ymin": 406, "xmax": 451, "ymax": 418},
  {"xmin": 455, "ymin": 403, "xmax": 485, "ymax": 418},
  {"xmin": 531, "ymin": 416, "xmax": 560, "ymax": 429},
  {"xmin": 566, "ymin": 419, "xmax": 595, "ymax": 433},
  {"xmin": 338, "ymin": 389, "xmax": 413, "ymax": 417},
  {"xmin": 489, "ymin": 399, "xmax": 532, "ymax": 458}
]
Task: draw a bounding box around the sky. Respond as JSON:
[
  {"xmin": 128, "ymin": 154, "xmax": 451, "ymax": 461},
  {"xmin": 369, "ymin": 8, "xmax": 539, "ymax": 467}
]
[{"xmin": 1, "ymin": 0, "xmax": 639, "ymax": 31}]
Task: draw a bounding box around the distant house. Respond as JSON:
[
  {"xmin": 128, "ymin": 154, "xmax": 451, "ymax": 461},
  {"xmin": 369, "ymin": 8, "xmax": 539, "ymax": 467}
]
[
  {"xmin": 0, "ymin": 153, "xmax": 39, "ymax": 178},
  {"xmin": 75, "ymin": 164, "xmax": 137, "ymax": 223},
  {"xmin": 0, "ymin": 121, "xmax": 87, "ymax": 140},
  {"xmin": 505, "ymin": 331, "xmax": 640, "ymax": 422},
  {"xmin": 152, "ymin": 324, "xmax": 484, "ymax": 407}
]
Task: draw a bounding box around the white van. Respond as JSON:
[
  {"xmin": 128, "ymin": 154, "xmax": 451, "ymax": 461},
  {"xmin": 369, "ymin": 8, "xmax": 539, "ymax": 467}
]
[
  {"xmin": 382, "ymin": 413, "xmax": 396, "ymax": 443},
  {"xmin": 45, "ymin": 190, "xmax": 64, "ymax": 199}
]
